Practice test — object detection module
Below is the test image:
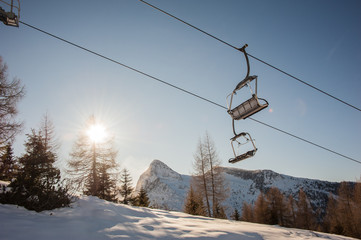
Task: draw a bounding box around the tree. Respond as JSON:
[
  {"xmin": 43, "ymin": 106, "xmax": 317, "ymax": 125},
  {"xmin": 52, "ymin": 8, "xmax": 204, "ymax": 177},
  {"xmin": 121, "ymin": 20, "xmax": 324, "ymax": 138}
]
[
  {"xmin": 192, "ymin": 132, "xmax": 228, "ymax": 218},
  {"xmin": 284, "ymin": 195, "xmax": 296, "ymax": 227},
  {"xmin": 254, "ymin": 192, "xmax": 268, "ymax": 224},
  {"xmin": 323, "ymin": 194, "xmax": 341, "ymax": 234},
  {"xmin": 295, "ymin": 189, "xmax": 314, "ymax": 230},
  {"xmin": 135, "ymin": 187, "xmax": 149, "ymax": 207},
  {"xmin": 0, "ymin": 143, "xmax": 18, "ymax": 180},
  {"xmin": 67, "ymin": 116, "xmax": 118, "ymax": 200},
  {"xmin": 241, "ymin": 202, "xmax": 254, "ymax": 222},
  {"xmin": 192, "ymin": 138, "xmax": 211, "ymax": 217},
  {"xmin": 1, "ymin": 128, "xmax": 70, "ymax": 211},
  {"xmin": 0, "ymin": 57, "xmax": 25, "ymax": 152},
  {"xmin": 333, "ymin": 181, "xmax": 360, "ymax": 238},
  {"xmin": 40, "ymin": 113, "xmax": 59, "ymax": 155},
  {"xmin": 264, "ymin": 187, "xmax": 287, "ymax": 226},
  {"xmin": 203, "ymin": 133, "xmax": 228, "ymax": 218},
  {"xmin": 352, "ymin": 181, "xmax": 361, "ymax": 238},
  {"xmin": 98, "ymin": 163, "xmax": 117, "ymax": 201},
  {"xmin": 184, "ymin": 185, "xmax": 206, "ymax": 216},
  {"xmin": 231, "ymin": 209, "xmax": 241, "ymax": 221},
  {"xmin": 119, "ymin": 168, "xmax": 134, "ymax": 204},
  {"xmin": 323, "ymin": 181, "xmax": 361, "ymax": 238}
]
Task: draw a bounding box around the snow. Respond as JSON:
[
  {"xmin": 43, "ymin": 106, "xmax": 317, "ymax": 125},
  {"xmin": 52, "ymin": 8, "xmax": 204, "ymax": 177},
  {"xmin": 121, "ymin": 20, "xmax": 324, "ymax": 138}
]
[
  {"xmin": 0, "ymin": 196, "xmax": 355, "ymax": 240},
  {"xmin": 0, "ymin": 180, "xmax": 10, "ymax": 193},
  {"xmin": 135, "ymin": 159, "xmax": 190, "ymax": 210},
  {"xmin": 135, "ymin": 160, "xmax": 339, "ymax": 217}
]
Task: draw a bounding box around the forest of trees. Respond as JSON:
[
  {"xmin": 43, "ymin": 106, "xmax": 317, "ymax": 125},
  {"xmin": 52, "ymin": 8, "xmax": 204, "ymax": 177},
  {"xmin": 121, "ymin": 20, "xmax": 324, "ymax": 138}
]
[{"xmin": 231, "ymin": 184, "xmax": 361, "ymax": 239}]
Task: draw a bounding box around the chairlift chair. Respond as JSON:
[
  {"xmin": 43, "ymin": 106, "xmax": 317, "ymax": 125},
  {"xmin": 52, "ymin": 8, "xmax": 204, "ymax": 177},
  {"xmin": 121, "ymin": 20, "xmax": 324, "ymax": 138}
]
[
  {"xmin": 0, "ymin": 0, "xmax": 20, "ymax": 27},
  {"xmin": 229, "ymin": 132, "xmax": 257, "ymax": 164},
  {"xmin": 226, "ymin": 45, "xmax": 268, "ymax": 120},
  {"xmin": 227, "ymin": 75, "xmax": 269, "ymax": 120}
]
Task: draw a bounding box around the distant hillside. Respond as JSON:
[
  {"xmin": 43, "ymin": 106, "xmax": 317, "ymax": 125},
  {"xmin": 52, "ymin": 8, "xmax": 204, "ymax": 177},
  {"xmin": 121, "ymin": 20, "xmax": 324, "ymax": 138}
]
[{"xmin": 135, "ymin": 160, "xmax": 341, "ymax": 217}]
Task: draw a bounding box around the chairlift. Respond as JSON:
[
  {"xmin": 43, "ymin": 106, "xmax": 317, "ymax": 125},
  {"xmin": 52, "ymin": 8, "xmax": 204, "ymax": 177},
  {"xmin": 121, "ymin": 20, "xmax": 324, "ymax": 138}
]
[
  {"xmin": 229, "ymin": 132, "xmax": 257, "ymax": 164},
  {"xmin": 226, "ymin": 44, "xmax": 268, "ymax": 163},
  {"xmin": 226, "ymin": 44, "xmax": 268, "ymax": 120},
  {"xmin": 0, "ymin": 0, "xmax": 20, "ymax": 27}
]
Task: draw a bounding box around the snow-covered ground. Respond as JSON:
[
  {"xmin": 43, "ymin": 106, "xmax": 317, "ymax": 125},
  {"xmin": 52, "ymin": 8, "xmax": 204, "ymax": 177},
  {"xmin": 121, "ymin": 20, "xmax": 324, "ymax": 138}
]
[{"xmin": 0, "ymin": 196, "xmax": 355, "ymax": 240}]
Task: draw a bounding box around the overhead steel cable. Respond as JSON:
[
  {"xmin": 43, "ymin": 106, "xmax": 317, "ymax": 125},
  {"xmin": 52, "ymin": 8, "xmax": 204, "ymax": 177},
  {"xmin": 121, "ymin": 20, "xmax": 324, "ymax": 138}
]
[
  {"xmin": 19, "ymin": 20, "xmax": 361, "ymax": 165},
  {"xmin": 138, "ymin": 0, "xmax": 361, "ymax": 113},
  {"xmin": 19, "ymin": 21, "xmax": 224, "ymax": 109}
]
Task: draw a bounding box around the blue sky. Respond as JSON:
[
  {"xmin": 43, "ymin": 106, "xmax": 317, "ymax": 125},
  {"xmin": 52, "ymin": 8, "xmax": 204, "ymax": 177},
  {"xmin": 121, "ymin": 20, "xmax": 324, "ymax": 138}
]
[{"xmin": 1, "ymin": 0, "xmax": 360, "ymax": 183}]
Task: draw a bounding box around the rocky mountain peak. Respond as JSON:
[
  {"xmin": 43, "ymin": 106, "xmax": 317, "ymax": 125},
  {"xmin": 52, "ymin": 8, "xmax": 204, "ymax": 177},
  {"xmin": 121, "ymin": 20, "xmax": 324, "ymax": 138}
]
[{"xmin": 146, "ymin": 159, "xmax": 182, "ymax": 180}]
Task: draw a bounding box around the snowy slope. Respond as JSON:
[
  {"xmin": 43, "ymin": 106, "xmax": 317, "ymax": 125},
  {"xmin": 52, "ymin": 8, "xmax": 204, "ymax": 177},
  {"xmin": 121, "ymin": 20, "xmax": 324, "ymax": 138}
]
[
  {"xmin": 0, "ymin": 196, "xmax": 355, "ymax": 240},
  {"xmin": 135, "ymin": 160, "xmax": 340, "ymax": 217}
]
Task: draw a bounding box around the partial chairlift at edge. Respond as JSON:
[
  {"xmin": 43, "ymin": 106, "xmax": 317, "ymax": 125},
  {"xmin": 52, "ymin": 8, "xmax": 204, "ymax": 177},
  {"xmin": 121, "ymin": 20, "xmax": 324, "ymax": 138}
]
[{"xmin": 0, "ymin": 0, "xmax": 20, "ymax": 27}]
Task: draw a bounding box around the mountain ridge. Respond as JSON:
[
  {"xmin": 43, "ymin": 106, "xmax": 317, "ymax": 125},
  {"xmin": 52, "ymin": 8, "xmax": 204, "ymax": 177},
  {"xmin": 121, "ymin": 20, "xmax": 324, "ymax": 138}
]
[{"xmin": 135, "ymin": 160, "xmax": 341, "ymax": 217}]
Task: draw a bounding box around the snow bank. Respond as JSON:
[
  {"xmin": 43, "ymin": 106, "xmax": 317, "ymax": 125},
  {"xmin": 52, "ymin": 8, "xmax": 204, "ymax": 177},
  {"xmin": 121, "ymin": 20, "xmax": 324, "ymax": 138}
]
[
  {"xmin": 0, "ymin": 196, "xmax": 355, "ymax": 240},
  {"xmin": 0, "ymin": 180, "xmax": 10, "ymax": 193}
]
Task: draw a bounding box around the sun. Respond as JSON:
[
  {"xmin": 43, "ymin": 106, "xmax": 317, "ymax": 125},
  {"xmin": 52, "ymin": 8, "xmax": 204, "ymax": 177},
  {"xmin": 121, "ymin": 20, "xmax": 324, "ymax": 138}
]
[{"xmin": 87, "ymin": 123, "xmax": 107, "ymax": 143}]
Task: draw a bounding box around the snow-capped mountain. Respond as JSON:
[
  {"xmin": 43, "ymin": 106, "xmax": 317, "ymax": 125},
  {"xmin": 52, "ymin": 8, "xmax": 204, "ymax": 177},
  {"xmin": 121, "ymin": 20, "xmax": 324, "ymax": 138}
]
[
  {"xmin": 135, "ymin": 160, "xmax": 340, "ymax": 217},
  {"xmin": 135, "ymin": 160, "xmax": 191, "ymax": 211}
]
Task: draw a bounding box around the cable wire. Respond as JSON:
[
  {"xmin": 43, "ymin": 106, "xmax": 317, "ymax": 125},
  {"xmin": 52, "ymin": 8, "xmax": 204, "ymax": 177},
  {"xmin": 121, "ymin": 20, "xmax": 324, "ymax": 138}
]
[
  {"xmin": 138, "ymin": 0, "xmax": 361, "ymax": 113},
  {"xmin": 19, "ymin": 20, "xmax": 361, "ymax": 165}
]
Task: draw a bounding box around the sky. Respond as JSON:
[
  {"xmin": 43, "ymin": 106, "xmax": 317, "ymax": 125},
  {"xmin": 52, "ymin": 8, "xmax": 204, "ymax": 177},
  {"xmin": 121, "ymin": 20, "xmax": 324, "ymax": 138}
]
[{"xmin": 0, "ymin": 0, "xmax": 360, "ymax": 183}]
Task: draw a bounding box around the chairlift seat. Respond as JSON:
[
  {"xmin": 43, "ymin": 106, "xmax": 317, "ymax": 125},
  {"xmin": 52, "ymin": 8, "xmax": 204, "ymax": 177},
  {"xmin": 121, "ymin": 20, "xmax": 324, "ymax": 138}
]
[
  {"xmin": 229, "ymin": 150, "xmax": 256, "ymax": 164},
  {"xmin": 4, "ymin": 14, "xmax": 17, "ymax": 26},
  {"xmin": 228, "ymin": 94, "xmax": 268, "ymax": 120}
]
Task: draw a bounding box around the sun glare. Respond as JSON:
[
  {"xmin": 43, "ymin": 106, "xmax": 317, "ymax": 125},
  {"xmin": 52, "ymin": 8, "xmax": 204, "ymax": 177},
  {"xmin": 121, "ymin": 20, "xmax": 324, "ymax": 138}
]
[{"xmin": 87, "ymin": 123, "xmax": 107, "ymax": 143}]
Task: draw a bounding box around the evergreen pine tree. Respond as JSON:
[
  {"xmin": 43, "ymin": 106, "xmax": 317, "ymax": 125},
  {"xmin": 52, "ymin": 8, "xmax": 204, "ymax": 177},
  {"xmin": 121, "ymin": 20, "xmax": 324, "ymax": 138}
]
[
  {"xmin": 136, "ymin": 187, "xmax": 150, "ymax": 207},
  {"xmin": 1, "ymin": 129, "xmax": 70, "ymax": 211},
  {"xmin": 213, "ymin": 201, "xmax": 227, "ymax": 219},
  {"xmin": 231, "ymin": 209, "xmax": 241, "ymax": 221},
  {"xmin": 184, "ymin": 185, "xmax": 206, "ymax": 216},
  {"xmin": 0, "ymin": 143, "xmax": 18, "ymax": 180},
  {"xmin": 119, "ymin": 168, "xmax": 134, "ymax": 204},
  {"xmin": 98, "ymin": 163, "xmax": 117, "ymax": 201}
]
